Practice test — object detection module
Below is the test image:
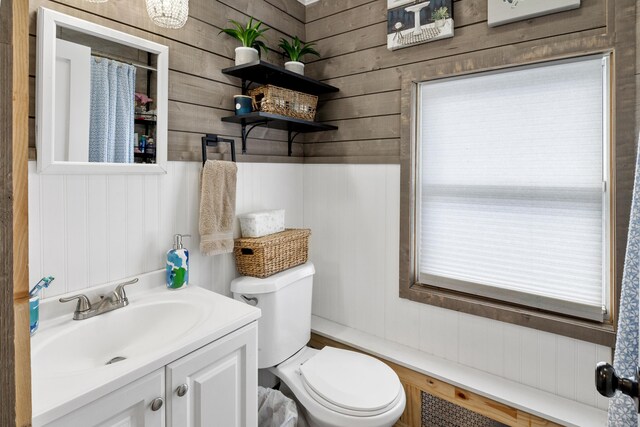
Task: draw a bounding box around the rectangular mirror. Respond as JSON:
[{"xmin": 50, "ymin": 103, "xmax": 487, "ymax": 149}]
[{"xmin": 36, "ymin": 7, "xmax": 168, "ymax": 174}]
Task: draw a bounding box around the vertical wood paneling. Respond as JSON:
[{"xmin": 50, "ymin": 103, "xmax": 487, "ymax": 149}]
[
  {"xmin": 87, "ymin": 176, "xmax": 109, "ymax": 287},
  {"xmin": 303, "ymin": 163, "xmax": 612, "ymax": 410},
  {"xmin": 537, "ymin": 332, "xmax": 558, "ymax": 395},
  {"xmin": 502, "ymin": 322, "xmax": 523, "ymax": 383},
  {"xmin": 30, "ymin": 161, "xmax": 304, "ymax": 299},
  {"xmin": 106, "ymin": 176, "xmax": 127, "ymax": 282},
  {"xmin": 40, "ymin": 175, "xmax": 66, "ymax": 298},
  {"xmin": 575, "ymin": 340, "xmax": 598, "ymax": 407},
  {"xmin": 142, "ymin": 175, "xmax": 160, "ymax": 273},
  {"xmin": 483, "ymin": 320, "xmax": 504, "ymax": 378},
  {"xmin": 556, "ymin": 337, "xmax": 577, "ymax": 401},
  {"xmin": 458, "ymin": 313, "xmax": 487, "ymax": 370},
  {"xmin": 64, "ymin": 176, "xmax": 88, "ymax": 294},
  {"xmin": 29, "ymin": 161, "xmax": 612, "ymax": 410},
  {"xmin": 125, "ymin": 176, "xmax": 145, "ymax": 277}
]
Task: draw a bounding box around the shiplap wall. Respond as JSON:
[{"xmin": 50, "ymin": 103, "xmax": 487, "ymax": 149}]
[
  {"xmin": 303, "ymin": 0, "xmax": 634, "ymax": 162},
  {"xmin": 28, "ymin": 161, "xmax": 304, "ymax": 299},
  {"xmin": 303, "ymin": 164, "xmax": 611, "ymax": 410},
  {"xmin": 27, "ymin": 0, "xmax": 306, "ymax": 161}
]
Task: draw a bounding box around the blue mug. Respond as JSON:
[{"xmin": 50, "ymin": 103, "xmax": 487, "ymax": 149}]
[{"xmin": 234, "ymin": 95, "xmax": 253, "ymax": 115}]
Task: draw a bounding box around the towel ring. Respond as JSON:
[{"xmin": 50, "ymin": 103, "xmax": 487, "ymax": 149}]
[{"xmin": 201, "ymin": 134, "xmax": 236, "ymax": 166}]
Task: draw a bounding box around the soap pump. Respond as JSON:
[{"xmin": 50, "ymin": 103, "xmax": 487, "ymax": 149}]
[{"xmin": 166, "ymin": 234, "xmax": 190, "ymax": 290}]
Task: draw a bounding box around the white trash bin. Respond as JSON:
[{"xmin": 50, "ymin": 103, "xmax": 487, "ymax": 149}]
[{"xmin": 258, "ymin": 386, "xmax": 298, "ymax": 427}]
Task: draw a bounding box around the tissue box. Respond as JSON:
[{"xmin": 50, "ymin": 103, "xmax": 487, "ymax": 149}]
[{"xmin": 238, "ymin": 209, "xmax": 285, "ymax": 238}]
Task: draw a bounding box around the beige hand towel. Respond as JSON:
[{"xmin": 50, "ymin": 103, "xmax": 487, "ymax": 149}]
[{"xmin": 199, "ymin": 160, "xmax": 237, "ymax": 256}]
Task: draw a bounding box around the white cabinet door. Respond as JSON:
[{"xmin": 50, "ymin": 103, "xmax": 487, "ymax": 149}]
[
  {"xmin": 166, "ymin": 322, "xmax": 258, "ymax": 427},
  {"xmin": 46, "ymin": 368, "xmax": 165, "ymax": 427}
]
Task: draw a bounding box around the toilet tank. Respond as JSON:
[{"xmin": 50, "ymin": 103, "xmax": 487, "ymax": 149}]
[{"xmin": 231, "ymin": 262, "xmax": 315, "ymax": 369}]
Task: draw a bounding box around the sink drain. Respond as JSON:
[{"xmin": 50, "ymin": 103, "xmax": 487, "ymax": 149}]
[{"xmin": 106, "ymin": 356, "xmax": 126, "ymax": 365}]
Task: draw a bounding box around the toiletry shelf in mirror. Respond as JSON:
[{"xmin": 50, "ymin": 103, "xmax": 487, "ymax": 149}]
[{"xmin": 221, "ymin": 61, "xmax": 339, "ymax": 157}]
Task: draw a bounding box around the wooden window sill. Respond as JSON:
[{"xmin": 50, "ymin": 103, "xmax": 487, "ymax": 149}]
[{"xmin": 402, "ymin": 283, "xmax": 616, "ymax": 348}]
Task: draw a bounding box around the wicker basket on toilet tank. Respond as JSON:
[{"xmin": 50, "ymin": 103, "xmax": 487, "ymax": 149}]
[{"xmin": 233, "ymin": 229, "xmax": 311, "ymax": 278}]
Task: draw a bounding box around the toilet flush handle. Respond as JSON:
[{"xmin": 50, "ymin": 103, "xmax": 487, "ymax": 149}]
[{"xmin": 241, "ymin": 295, "xmax": 258, "ymax": 306}]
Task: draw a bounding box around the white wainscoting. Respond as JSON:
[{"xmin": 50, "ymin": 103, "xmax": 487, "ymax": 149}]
[
  {"xmin": 28, "ymin": 161, "xmax": 304, "ymax": 299},
  {"xmin": 28, "ymin": 161, "xmax": 611, "ymax": 410},
  {"xmin": 302, "ymin": 163, "xmax": 611, "ymax": 410}
]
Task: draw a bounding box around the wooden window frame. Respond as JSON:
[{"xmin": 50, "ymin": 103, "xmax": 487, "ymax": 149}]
[{"xmin": 398, "ymin": 24, "xmax": 636, "ymax": 348}]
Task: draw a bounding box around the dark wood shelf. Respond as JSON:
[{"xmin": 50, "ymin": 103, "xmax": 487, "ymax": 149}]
[
  {"xmin": 135, "ymin": 119, "xmax": 156, "ymax": 125},
  {"xmin": 220, "ymin": 61, "xmax": 339, "ymax": 156},
  {"xmin": 221, "ymin": 112, "xmax": 337, "ymax": 133},
  {"xmin": 221, "ymin": 61, "xmax": 339, "ymax": 95}
]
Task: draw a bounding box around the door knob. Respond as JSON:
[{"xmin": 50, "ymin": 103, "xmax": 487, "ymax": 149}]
[{"xmin": 596, "ymin": 362, "xmax": 640, "ymax": 412}]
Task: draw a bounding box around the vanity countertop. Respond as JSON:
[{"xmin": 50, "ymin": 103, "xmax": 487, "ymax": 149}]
[{"xmin": 31, "ymin": 271, "xmax": 260, "ymax": 426}]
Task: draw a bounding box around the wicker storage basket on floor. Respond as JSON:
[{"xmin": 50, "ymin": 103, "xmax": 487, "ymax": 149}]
[
  {"xmin": 249, "ymin": 85, "xmax": 318, "ymax": 121},
  {"xmin": 234, "ymin": 229, "xmax": 311, "ymax": 278}
]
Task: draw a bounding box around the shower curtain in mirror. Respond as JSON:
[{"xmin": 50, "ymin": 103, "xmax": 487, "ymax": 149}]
[
  {"xmin": 608, "ymin": 135, "xmax": 640, "ymax": 425},
  {"xmin": 88, "ymin": 57, "xmax": 136, "ymax": 163}
]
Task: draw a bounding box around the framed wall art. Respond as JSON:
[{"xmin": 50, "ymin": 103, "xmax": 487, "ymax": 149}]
[
  {"xmin": 488, "ymin": 0, "xmax": 581, "ymax": 27},
  {"xmin": 387, "ymin": 0, "xmax": 454, "ymax": 51}
]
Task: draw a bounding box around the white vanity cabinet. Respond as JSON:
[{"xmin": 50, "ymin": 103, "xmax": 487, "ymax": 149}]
[
  {"xmin": 41, "ymin": 322, "xmax": 258, "ymax": 427},
  {"xmin": 166, "ymin": 322, "xmax": 258, "ymax": 427},
  {"xmin": 45, "ymin": 369, "xmax": 165, "ymax": 427}
]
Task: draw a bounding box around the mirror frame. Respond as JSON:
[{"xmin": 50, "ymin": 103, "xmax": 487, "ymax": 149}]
[{"xmin": 36, "ymin": 7, "xmax": 169, "ymax": 175}]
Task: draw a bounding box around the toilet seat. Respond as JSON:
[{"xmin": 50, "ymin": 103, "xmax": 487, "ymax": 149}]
[
  {"xmin": 272, "ymin": 346, "xmax": 406, "ymax": 427},
  {"xmin": 299, "ymin": 347, "xmax": 403, "ymax": 417}
]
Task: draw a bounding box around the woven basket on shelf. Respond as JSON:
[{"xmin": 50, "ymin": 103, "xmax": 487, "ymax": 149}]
[
  {"xmin": 233, "ymin": 229, "xmax": 311, "ymax": 278},
  {"xmin": 248, "ymin": 85, "xmax": 318, "ymax": 121}
]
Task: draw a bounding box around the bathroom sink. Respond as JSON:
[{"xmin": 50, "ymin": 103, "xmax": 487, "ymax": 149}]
[
  {"xmin": 31, "ymin": 271, "xmax": 261, "ymax": 424},
  {"xmin": 32, "ymin": 299, "xmax": 206, "ymax": 377}
]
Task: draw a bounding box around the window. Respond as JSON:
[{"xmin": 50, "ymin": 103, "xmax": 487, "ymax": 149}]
[{"xmin": 415, "ymin": 55, "xmax": 610, "ymax": 322}]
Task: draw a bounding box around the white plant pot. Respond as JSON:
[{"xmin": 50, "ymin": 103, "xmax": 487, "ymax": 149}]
[
  {"xmin": 235, "ymin": 47, "xmax": 259, "ymax": 66},
  {"xmin": 285, "ymin": 61, "xmax": 305, "ymax": 75}
]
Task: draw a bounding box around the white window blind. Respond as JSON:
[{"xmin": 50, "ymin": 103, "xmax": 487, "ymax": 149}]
[{"xmin": 417, "ymin": 55, "xmax": 609, "ymax": 321}]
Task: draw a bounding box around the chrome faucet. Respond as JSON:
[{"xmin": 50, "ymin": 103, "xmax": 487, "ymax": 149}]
[{"xmin": 59, "ymin": 278, "xmax": 138, "ymax": 320}]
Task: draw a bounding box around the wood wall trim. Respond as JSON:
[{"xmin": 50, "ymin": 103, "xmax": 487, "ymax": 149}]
[
  {"xmin": 397, "ymin": 0, "xmax": 636, "ymax": 345},
  {"xmin": 308, "ymin": 333, "xmax": 561, "ymax": 427},
  {"xmin": 2, "ymin": 0, "xmax": 31, "ymax": 425}
]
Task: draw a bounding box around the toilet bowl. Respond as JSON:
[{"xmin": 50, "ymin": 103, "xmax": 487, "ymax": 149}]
[
  {"xmin": 272, "ymin": 346, "xmax": 406, "ymax": 427},
  {"xmin": 231, "ymin": 263, "xmax": 406, "ymax": 427}
]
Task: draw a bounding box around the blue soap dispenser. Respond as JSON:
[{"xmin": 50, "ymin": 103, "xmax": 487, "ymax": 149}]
[{"xmin": 167, "ymin": 234, "xmax": 190, "ymax": 290}]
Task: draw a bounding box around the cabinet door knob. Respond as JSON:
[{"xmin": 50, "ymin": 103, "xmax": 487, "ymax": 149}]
[
  {"xmin": 176, "ymin": 383, "xmax": 189, "ymax": 397},
  {"xmin": 150, "ymin": 397, "xmax": 164, "ymax": 411}
]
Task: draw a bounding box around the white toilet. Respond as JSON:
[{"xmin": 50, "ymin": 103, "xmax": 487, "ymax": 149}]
[{"xmin": 231, "ymin": 262, "xmax": 406, "ymax": 427}]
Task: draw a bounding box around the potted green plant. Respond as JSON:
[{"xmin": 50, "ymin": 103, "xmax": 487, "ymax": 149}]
[
  {"xmin": 431, "ymin": 6, "xmax": 450, "ymax": 29},
  {"xmin": 278, "ymin": 36, "xmax": 319, "ymax": 75},
  {"xmin": 219, "ymin": 18, "xmax": 269, "ymax": 66}
]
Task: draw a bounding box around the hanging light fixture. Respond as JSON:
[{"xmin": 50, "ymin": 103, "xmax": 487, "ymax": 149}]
[{"xmin": 145, "ymin": 0, "xmax": 189, "ymax": 29}]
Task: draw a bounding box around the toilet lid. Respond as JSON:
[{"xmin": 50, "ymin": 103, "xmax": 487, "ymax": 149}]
[{"xmin": 299, "ymin": 347, "xmax": 401, "ymax": 413}]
